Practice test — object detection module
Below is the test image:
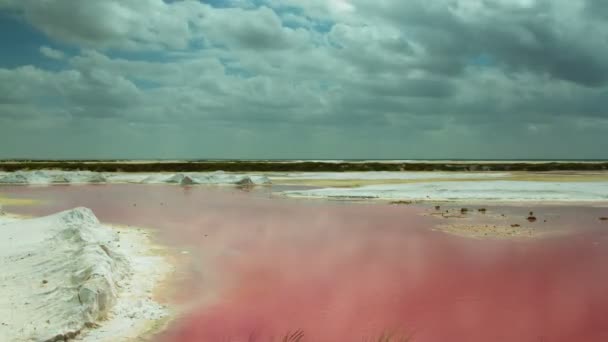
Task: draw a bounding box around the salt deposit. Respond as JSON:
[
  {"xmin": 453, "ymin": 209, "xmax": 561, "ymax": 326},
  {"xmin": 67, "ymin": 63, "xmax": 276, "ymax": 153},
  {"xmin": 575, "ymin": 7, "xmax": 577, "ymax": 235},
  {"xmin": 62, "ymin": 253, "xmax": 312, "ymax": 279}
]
[
  {"xmin": 0, "ymin": 172, "xmax": 29, "ymax": 184},
  {"xmin": 282, "ymin": 180, "xmax": 608, "ymax": 203},
  {"xmin": 0, "ymin": 208, "xmax": 170, "ymax": 342},
  {"xmin": 0, "ymin": 170, "xmax": 272, "ymax": 186},
  {"xmin": 270, "ymin": 171, "xmax": 511, "ymax": 181}
]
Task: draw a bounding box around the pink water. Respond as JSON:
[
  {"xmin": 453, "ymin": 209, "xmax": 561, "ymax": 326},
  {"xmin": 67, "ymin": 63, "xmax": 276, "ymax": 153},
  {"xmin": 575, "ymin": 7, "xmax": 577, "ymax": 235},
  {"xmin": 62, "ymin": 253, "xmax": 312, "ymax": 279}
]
[{"xmin": 3, "ymin": 184, "xmax": 608, "ymax": 342}]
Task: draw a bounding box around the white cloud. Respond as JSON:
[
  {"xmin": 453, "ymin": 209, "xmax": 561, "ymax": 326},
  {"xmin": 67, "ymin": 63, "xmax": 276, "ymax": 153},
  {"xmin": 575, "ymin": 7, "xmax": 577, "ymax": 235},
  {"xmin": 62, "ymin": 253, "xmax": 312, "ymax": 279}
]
[{"xmin": 39, "ymin": 46, "xmax": 65, "ymax": 60}]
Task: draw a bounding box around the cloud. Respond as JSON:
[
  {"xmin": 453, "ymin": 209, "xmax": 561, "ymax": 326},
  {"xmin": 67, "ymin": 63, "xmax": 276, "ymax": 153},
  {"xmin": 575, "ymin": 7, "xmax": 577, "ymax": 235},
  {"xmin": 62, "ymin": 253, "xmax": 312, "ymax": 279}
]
[
  {"xmin": 39, "ymin": 46, "xmax": 65, "ymax": 60},
  {"xmin": 3, "ymin": 0, "xmax": 198, "ymax": 50},
  {"xmin": 1, "ymin": 0, "xmax": 608, "ymax": 158}
]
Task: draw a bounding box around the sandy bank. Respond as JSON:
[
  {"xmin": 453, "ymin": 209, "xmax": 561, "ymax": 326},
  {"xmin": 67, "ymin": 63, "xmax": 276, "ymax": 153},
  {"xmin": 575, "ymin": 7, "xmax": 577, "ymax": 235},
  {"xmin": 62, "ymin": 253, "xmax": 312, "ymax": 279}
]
[{"xmin": 0, "ymin": 208, "xmax": 172, "ymax": 342}]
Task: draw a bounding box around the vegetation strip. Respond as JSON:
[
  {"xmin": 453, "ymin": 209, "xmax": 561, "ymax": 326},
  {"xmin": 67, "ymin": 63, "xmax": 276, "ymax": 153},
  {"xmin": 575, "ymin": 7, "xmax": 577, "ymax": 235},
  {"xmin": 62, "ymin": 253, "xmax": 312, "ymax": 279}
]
[{"xmin": 1, "ymin": 161, "xmax": 608, "ymax": 172}]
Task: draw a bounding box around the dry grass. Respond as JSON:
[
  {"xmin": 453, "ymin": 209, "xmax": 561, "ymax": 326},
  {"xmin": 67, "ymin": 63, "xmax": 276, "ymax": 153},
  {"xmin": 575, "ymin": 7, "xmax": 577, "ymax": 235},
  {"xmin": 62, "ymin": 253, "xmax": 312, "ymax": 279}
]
[
  {"xmin": 367, "ymin": 331, "xmax": 413, "ymax": 342},
  {"xmin": 239, "ymin": 330, "xmax": 413, "ymax": 342}
]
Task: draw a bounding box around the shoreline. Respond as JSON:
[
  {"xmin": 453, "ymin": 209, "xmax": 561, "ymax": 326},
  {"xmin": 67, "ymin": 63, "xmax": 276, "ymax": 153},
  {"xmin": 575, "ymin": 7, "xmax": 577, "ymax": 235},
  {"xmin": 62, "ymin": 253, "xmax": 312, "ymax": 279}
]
[
  {"xmin": 277, "ymin": 193, "xmax": 608, "ymax": 207},
  {"xmin": 78, "ymin": 223, "xmax": 175, "ymax": 342}
]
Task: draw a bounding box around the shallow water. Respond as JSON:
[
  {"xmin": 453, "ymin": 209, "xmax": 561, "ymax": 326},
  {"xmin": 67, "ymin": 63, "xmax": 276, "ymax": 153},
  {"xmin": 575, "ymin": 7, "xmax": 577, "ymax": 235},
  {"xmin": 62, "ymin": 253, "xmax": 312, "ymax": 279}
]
[{"xmin": 2, "ymin": 184, "xmax": 608, "ymax": 341}]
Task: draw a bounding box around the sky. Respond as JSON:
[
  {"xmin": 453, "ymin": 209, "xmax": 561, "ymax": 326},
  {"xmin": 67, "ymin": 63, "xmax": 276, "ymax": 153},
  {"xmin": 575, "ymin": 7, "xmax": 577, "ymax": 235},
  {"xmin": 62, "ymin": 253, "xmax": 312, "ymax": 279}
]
[{"xmin": 0, "ymin": 0, "xmax": 607, "ymax": 160}]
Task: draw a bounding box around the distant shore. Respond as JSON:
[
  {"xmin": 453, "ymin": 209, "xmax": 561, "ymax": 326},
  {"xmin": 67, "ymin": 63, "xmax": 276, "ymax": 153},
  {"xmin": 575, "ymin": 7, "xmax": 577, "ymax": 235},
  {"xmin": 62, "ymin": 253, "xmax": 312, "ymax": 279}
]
[{"xmin": 1, "ymin": 160, "xmax": 607, "ymax": 172}]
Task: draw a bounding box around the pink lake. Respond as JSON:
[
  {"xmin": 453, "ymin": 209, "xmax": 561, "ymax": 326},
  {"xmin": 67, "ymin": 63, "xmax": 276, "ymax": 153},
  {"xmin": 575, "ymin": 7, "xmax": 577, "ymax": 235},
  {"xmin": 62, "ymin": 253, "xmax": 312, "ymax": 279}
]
[{"xmin": 2, "ymin": 184, "xmax": 608, "ymax": 342}]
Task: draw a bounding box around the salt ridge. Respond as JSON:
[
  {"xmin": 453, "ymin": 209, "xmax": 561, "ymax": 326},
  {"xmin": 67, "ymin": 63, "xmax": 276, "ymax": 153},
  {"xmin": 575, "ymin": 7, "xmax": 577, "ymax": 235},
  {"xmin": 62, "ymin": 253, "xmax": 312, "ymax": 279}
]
[{"xmin": 0, "ymin": 171, "xmax": 271, "ymax": 186}]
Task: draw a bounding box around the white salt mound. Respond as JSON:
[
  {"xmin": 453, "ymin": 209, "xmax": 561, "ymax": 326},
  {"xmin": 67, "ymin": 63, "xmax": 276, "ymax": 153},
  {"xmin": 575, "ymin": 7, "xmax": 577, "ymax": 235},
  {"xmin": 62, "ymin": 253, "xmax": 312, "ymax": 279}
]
[
  {"xmin": 0, "ymin": 208, "xmax": 133, "ymax": 342},
  {"xmin": 164, "ymin": 173, "xmax": 198, "ymax": 185},
  {"xmin": 50, "ymin": 174, "xmax": 71, "ymax": 184}
]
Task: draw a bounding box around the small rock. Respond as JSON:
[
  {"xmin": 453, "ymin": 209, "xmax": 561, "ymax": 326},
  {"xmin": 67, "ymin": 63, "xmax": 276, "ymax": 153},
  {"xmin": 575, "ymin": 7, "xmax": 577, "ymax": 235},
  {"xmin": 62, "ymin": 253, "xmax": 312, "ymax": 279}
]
[
  {"xmin": 511, "ymin": 224, "xmax": 521, "ymax": 228},
  {"xmin": 527, "ymin": 216, "xmax": 537, "ymax": 222},
  {"xmin": 600, "ymin": 217, "xmax": 608, "ymax": 221},
  {"xmin": 435, "ymin": 205, "xmax": 441, "ymax": 210},
  {"xmin": 460, "ymin": 208, "xmax": 469, "ymax": 214},
  {"xmin": 42, "ymin": 280, "xmax": 48, "ymax": 284},
  {"xmin": 478, "ymin": 208, "xmax": 487, "ymax": 213}
]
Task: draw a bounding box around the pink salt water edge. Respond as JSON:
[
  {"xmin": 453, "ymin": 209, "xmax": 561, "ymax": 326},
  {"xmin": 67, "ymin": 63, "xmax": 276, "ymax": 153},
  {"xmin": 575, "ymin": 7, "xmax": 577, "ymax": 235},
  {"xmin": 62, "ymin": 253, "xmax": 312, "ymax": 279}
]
[{"xmin": 3, "ymin": 184, "xmax": 608, "ymax": 342}]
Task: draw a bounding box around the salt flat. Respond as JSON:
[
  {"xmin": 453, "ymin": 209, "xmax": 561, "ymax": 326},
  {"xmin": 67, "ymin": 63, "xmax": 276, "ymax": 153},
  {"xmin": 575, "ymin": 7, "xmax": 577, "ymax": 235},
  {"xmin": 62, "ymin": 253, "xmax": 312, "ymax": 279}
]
[{"xmin": 281, "ymin": 179, "xmax": 608, "ymax": 203}]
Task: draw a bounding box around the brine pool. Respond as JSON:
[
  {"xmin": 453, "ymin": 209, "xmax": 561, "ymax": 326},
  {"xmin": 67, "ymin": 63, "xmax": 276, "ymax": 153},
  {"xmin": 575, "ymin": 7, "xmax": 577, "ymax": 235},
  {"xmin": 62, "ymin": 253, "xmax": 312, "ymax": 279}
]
[{"xmin": 2, "ymin": 184, "xmax": 608, "ymax": 342}]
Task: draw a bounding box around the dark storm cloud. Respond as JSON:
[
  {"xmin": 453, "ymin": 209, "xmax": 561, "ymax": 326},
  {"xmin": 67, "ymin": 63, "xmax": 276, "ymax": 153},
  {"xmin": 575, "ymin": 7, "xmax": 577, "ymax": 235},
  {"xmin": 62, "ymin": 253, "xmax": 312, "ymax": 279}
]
[{"xmin": 353, "ymin": 0, "xmax": 608, "ymax": 87}]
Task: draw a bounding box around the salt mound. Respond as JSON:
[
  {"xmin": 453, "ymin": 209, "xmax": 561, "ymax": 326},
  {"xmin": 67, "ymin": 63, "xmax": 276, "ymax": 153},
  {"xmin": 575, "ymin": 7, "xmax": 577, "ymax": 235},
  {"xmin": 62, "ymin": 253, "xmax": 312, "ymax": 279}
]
[
  {"xmin": 50, "ymin": 174, "xmax": 71, "ymax": 183},
  {"xmin": 157, "ymin": 172, "xmax": 272, "ymax": 186},
  {"xmin": 205, "ymin": 172, "xmax": 270, "ymax": 185},
  {"xmin": 66, "ymin": 171, "xmax": 107, "ymax": 184},
  {"xmin": 165, "ymin": 173, "xmax": 198, "ymax": 185},
  {"xmin": 235, "ymin": 176, "xmax": 255, "ymax": 186},
  {"xmin": 0, "ymin": 208, "xmax": 131, "ymax": 342},
  {"xmin": 87, "ymin": 173, "xmax": 107, "ymax": 183}
]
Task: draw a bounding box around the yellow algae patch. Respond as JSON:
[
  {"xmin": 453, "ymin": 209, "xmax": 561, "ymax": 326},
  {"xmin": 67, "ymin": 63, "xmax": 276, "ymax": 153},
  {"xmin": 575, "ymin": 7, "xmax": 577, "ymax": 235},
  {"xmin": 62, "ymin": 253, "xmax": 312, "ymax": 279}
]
[{"xmin": 0, "ymin": 194, "xmax": 39, "ymax": 206}]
